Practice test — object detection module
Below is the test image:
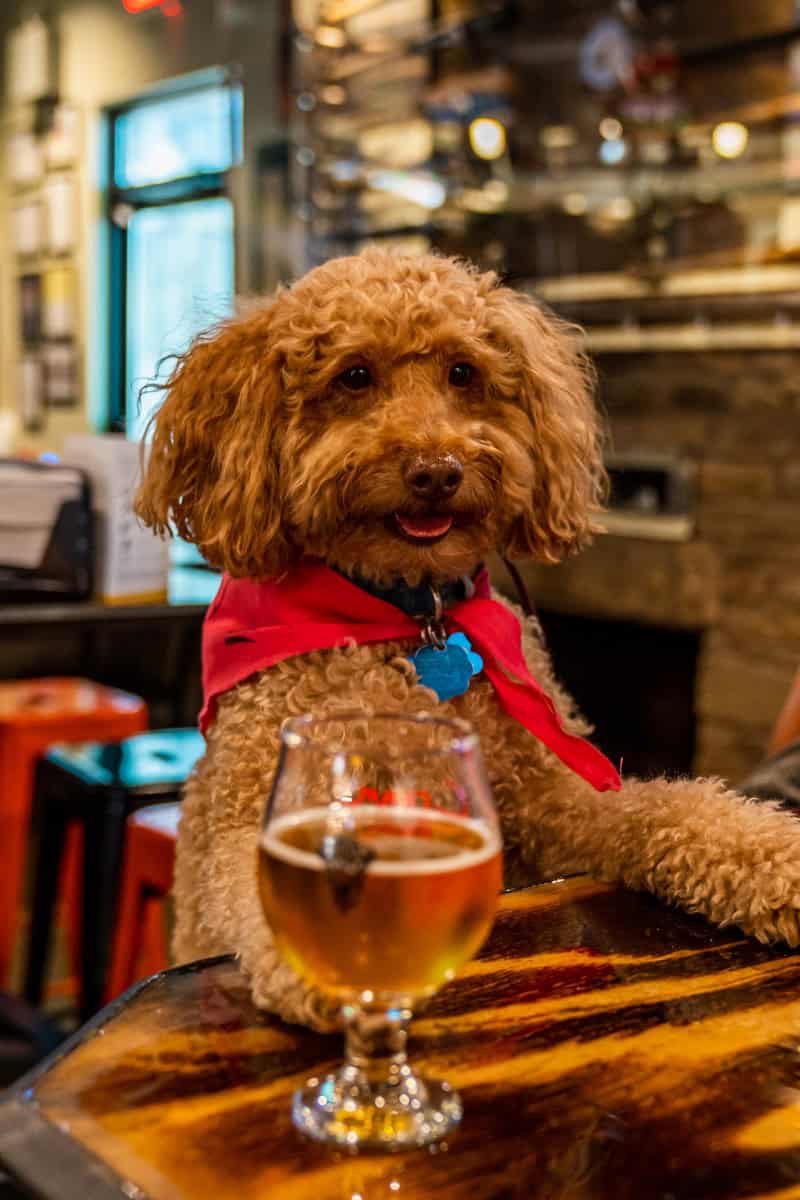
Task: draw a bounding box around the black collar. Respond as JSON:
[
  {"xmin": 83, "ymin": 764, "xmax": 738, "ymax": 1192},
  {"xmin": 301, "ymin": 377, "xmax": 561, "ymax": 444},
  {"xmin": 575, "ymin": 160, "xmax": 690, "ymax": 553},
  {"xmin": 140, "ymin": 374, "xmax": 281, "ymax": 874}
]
[{"xmin": 342, "ymin": 566, "xmax": 481, "ymax": 622}]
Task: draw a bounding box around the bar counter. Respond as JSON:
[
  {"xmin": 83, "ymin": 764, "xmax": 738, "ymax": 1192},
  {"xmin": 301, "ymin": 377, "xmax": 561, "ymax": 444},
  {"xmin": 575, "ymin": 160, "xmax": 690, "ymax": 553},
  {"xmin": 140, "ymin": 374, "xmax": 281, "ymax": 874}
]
[
  {"xmin": 0, "ymin": 568, "xmax": 216, "ymax": 726},
  {"xmin": 2, "ymin": 875, "xmax": 799, "ymax": 1199}
]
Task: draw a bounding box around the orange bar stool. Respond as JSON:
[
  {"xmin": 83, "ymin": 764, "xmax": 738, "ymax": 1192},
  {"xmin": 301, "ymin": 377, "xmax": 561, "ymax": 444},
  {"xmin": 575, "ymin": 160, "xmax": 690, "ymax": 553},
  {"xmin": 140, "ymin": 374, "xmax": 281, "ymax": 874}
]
[
  {"xmin": 24, "ymin": 729, "xmax": 203, "ymax": 1021},
  {"xmin": 106, "ymin": 802, "xmax": 180, "ymax": 1002},
  {"xmin": 0, "ymin": 678, "xmax": 147, "ymax": 985}
]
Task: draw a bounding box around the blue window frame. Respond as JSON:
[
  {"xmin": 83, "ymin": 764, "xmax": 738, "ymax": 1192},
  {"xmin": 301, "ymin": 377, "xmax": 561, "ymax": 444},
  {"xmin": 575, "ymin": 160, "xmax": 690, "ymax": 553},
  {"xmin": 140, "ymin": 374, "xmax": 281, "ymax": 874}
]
[{"xmin": 106, "ymin": 70, "xmax": 242, "ymax": 435}]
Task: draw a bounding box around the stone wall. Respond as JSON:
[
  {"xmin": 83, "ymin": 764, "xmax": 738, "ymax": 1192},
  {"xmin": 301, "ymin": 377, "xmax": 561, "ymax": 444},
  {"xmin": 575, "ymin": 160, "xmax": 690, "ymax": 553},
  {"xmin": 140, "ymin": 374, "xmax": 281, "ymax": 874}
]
[
  {"xmin": 496, "ymin": 349, "xmax": 800, "ymax": 785},
  {"xmin": 597, "ymin": 350, "xmax": 800, "ymax": 782}
]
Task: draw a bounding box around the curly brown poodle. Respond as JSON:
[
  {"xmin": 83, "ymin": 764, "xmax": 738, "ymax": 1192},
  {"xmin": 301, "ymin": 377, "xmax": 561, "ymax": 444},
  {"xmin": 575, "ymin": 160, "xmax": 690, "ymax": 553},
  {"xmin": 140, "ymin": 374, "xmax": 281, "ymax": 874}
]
[{"xmin": 135, "ymin": 247, "xmax": 800, "ymax": 1030}]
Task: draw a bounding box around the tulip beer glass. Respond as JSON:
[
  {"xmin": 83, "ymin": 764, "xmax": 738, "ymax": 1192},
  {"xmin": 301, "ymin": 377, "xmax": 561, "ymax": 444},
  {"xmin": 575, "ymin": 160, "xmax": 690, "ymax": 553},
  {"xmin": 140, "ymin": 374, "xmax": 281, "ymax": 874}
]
[{"xmin": 258, "ymin": 713, "xmax": 501, "ymax": 1150}]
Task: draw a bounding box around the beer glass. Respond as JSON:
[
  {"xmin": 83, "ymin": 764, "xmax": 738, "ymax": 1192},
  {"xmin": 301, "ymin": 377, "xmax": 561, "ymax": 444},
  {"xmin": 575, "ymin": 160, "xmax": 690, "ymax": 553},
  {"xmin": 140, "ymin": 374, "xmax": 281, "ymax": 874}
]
[{"xmin": 258, "ymin": 712, "xmax": 501, "ymax": 1150}]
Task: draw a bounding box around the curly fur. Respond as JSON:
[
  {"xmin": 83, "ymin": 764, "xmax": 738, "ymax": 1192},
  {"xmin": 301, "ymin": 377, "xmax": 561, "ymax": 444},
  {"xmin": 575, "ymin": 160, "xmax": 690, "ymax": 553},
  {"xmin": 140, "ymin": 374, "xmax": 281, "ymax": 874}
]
[
  {"xmin": 136, "ymin": 249, "xmax": 605, "ymax": 585},
  {"xmin": 136, "ymin": 248, "xmax": 800, "ymax": 1030}
]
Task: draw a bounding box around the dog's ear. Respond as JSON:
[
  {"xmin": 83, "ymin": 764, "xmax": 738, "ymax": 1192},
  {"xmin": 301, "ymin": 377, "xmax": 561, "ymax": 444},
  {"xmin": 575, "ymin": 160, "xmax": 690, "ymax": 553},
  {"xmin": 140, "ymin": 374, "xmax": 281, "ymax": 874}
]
[
  {"xmin": 486, "ymin": 285, "xmax": 606, "ymax": 563},
  {"xmin": 134, "ymin": 303, "xmax": 291, "ymax": 578}
]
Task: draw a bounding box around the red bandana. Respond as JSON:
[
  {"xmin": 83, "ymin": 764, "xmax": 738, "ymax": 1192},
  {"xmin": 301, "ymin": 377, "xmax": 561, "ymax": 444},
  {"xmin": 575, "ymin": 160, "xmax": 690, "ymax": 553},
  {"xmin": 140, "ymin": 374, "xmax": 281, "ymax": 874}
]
[{"xmin": 200, "ymin": 561, "xmax": 621, "ymax": 792}]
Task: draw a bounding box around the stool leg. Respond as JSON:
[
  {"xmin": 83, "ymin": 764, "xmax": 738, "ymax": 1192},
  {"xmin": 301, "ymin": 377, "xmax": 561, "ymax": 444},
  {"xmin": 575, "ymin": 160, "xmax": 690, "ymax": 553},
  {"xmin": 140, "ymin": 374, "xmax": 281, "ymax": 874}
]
[
  {"xmin": 79, "ymin": 791, "xmax": 128, "ymax": 1023},
  {"xmin": 140, "ymin": 897, "xmax": 169, "ymax": 979},
  {"xmin": 105, "ymin": 838, "xmax": 148, "ymax": 1003},
  {"xmin": 23, "ymin": 772, "xmax": 68, "ymax": 1008}
]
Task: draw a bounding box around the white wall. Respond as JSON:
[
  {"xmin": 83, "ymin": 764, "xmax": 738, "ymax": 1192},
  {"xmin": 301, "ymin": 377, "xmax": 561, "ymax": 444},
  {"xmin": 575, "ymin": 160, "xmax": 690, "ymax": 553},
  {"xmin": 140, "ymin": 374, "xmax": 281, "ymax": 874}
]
[{"xmin": 2, "ymin": 0, "xmax": 282, "ymax": 454}]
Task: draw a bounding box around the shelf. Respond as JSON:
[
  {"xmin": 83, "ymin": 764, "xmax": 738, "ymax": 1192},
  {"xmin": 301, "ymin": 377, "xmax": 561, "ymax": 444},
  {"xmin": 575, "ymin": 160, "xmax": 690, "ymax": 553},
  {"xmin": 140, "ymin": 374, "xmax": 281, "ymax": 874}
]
[
  {"xmin": 583, "ymin": 320, "xmax": 800, "ymax": 352},
  {"xmin": 530, "ymin": 263, "xmax": 800, "ymax": 303}
]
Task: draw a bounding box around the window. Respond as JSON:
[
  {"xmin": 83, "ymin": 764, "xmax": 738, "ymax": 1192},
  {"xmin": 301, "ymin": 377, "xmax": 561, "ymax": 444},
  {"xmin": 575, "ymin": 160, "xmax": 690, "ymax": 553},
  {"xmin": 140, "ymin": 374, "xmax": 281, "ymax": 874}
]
[
  {"xmin": 114, "ymin": 84, "xmax": 242, "ymax": 188},
  {"xmin": 106, "ymin": 73, "xmax": 242, "ymax": 437},
  {"xmin": 125, "ymin": 198, "xmax": 234, "ymax": 440}
]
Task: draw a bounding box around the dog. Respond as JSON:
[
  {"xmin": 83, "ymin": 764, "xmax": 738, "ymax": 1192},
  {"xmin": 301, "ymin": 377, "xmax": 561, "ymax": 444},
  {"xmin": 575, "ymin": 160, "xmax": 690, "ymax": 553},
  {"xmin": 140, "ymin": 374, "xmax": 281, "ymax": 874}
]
[{"xmin": 135, "ymin": 248, "xmax": 800, "ymax": 1030}]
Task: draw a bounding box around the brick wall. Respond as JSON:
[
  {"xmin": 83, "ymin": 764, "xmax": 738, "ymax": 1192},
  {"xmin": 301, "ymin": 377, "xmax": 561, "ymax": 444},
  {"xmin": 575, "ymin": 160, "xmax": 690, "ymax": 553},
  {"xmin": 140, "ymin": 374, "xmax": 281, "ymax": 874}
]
[{"xmin": 597, "ymin": 350, "xmax": 800, "ymax": 782}]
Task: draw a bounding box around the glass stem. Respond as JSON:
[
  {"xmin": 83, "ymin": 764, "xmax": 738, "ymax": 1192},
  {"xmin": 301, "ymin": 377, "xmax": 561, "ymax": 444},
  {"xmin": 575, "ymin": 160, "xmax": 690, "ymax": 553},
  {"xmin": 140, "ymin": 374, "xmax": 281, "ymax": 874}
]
[{"xmin": 342, "ymin": 1001, "xmax": 412, "ymax": 1087}]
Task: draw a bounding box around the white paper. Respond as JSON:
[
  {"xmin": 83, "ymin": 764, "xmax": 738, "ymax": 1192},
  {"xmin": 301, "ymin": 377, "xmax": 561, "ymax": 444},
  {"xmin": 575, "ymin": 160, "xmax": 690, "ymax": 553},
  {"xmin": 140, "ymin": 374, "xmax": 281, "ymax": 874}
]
[
  {"xmin": 0, "ymin": 466, "xmax": 82, "ymax": 567},
  {"xmin": 63, "ymin": 434, "xmax": 169, "ymax": 599}
]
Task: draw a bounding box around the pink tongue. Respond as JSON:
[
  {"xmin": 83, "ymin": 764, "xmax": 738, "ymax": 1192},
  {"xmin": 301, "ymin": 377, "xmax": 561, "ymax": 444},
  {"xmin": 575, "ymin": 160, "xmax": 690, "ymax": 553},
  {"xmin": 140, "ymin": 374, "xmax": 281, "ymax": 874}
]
[{"xmin": 396, "ymin": 514, "xmax": 454, "ymax": 539}]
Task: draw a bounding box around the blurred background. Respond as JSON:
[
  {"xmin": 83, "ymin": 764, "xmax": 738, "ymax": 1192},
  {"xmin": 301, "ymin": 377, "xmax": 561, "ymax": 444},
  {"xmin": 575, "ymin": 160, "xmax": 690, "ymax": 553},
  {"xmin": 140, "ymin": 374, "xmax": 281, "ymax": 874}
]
[{"xmin": 0, "ymin": 0, "xmax": 799, "ymax": 1048}]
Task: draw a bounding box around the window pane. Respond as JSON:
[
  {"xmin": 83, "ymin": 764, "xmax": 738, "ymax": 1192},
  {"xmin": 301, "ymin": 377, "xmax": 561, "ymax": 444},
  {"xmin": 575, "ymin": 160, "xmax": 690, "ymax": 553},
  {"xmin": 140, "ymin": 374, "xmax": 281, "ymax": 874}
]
[
  {"xmin": 125, "ymin": 196, "xmax": 234, "ymax": 441},
  {"xmin": 114, "ymin": 85, "xmax": 242, "ymax": 188}
]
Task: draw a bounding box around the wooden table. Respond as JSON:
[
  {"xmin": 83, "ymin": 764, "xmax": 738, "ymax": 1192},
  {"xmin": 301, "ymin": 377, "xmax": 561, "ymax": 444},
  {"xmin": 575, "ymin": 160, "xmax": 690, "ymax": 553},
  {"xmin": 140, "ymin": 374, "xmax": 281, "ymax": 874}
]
[{"xmin": 2, "ymin": 876, "xmax": 800, "ymax": 1199}]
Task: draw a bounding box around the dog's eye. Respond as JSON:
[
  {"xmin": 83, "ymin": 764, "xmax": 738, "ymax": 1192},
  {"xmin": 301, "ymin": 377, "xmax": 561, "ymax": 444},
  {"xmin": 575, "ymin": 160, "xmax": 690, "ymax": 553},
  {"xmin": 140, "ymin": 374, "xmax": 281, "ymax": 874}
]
[
  {"xmin": 338, "ymin": 365, "xmax": 372, "ymax": 391},
  {"xmin": 449, "ymin": 363, "xmax": 475, "ymax": 388}
]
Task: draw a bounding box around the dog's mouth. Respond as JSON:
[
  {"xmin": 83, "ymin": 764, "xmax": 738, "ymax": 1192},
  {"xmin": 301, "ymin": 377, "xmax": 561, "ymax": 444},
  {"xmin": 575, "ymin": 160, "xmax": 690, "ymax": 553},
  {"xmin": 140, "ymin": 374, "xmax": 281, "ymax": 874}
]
[{"xmin": 392, "ymin": 512, "xmax": 454, "ymax": 545}]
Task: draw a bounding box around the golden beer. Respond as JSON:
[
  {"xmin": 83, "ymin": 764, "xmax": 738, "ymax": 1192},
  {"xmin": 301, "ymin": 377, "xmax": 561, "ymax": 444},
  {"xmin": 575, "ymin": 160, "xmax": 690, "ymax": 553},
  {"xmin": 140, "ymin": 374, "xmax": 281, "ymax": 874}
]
[{"xmin": 258, "ymin": 806, "xmax": 501, "ymax": 1000}]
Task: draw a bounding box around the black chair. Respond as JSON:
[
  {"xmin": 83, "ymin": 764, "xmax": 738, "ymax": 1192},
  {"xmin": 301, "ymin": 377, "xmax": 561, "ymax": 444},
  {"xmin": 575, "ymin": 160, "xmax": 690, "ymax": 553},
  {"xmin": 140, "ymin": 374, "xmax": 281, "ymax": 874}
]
[
  {"xmin": 23, "ymin": 730, "xmax": 204, "ymax": 1023},
  {"xmin": 740, "ymin": 738, "xmax": 800, "ymax": 813},
  {"xmin": 0, "ymin": 992, "xmax": 62, "ymax": 1089}
]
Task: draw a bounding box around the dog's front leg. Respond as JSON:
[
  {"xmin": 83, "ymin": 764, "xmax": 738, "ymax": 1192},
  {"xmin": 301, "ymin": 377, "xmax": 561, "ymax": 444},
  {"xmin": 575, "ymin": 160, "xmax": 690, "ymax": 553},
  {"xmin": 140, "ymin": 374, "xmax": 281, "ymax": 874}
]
[
  {"xmin": 203, "ymin": 824, "xmax": 342, "ymax": 1032},
  {"xmin": 172, "ymin": 731, "xmax": 340, "ymax": 1032},
  {"xmin": 238, "ymin": 892, "xmax": 341, "ymax": 1032},
  {"xmin": 522, "ymin": 766, "xmax": 800, "ymax": 945}
]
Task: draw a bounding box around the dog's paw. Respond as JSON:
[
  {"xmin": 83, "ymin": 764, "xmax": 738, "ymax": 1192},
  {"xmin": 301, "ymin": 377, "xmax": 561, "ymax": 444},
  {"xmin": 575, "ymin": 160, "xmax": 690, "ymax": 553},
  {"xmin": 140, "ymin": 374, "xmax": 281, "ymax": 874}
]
[
  {"xmin": 247, "ymin": 952, "xmax": 341, "ymax": 1033},
  {"xmin": 684, "ymin": 797, "xmax": 800, "ymax": 948},
  {"xmin": 743, "ymin": 904, "xmax": 800, "ymax": 947},
  {"xmin": 724, "ymin": 853, "xmax": 800, "ymax": 948}
]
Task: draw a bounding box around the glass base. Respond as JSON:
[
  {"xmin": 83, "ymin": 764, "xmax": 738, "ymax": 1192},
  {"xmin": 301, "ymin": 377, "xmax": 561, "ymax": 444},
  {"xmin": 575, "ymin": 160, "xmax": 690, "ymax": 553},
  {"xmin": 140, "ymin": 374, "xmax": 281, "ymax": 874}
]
[{"xmin": 292, "ymin": 1065, "xmax": 462, "ymax": 1150}]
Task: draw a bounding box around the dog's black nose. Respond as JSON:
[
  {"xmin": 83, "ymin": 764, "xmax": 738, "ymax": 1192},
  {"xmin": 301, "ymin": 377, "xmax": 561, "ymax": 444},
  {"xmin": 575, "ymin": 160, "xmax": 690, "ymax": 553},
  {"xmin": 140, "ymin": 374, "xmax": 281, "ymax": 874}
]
[{"xmin": 404, "ymin": 453, "xmax": 464, "ymax": 501}]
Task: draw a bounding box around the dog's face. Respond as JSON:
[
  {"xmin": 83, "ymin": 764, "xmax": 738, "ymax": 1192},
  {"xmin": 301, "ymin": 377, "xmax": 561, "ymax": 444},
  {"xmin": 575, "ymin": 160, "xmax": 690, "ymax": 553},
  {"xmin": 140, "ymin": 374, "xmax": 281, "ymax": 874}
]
[{"xmin": 136, "ymin": 250, "xmax": 604, "ymax": 586}]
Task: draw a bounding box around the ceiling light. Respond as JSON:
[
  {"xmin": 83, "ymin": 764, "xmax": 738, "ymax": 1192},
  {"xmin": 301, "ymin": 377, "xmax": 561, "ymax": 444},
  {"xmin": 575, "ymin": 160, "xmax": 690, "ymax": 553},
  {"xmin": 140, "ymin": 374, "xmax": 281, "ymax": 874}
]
[
  {"xmin": 712, "ymin": 121, "xmax": 748, "ymax": 159},
  {"xmin": 369, "ymin": 170, "xmax": 446, "ymax": 210},
  {"xmin": 599, "ymin": 116, "xmax": 623, "ymax": 140},
  {"xmin": 320, "ymin": 84, "xmax": 347, "ymax": 105},
  {"xmin": 606, "ymin": 196, "xmax": 634, "ymax": 220},
  {"xmin": 563, "ymin": 192, "xmax": 588, "ymax": 215},
  {"xmin": 599, "ymin": 137, "xmax": 627, "ymax": 164},
  {"xmin": 540, "ymin": 125, "xmax": 576, "ymax": 150},
  {"xmin": 468, "ymin": 117, "xmax": 507, "ymax": 160},
  {"xmin": 315, "ymin": 24, "xmax": 346, "ymax": 48},
  {"xmin": 359, "ymin": 119, "xmax": 433, "ymax": 168}
]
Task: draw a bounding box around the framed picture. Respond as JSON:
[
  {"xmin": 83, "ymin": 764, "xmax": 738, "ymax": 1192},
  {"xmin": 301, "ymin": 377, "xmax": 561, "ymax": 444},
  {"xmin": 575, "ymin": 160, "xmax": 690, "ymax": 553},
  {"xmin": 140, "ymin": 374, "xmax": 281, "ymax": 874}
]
[
  {"xmin": 45, "ymin": 105, "xmax": 81, "ymax": 169},
  {"xmin": 42, "ymin": 267, "xmax": 77, "ymax": 338},
  {"xmin": 42, "ymin": 342, "xmax": 80, "ymax": 408},
  {"xmin": 43, "ymin": 174, "xmax": 78, "ymax": 255},
  {"xmin": 18, "ymin": 274, "xmax": 42, "ymax": 342},
  {"xmin": 7, "ymin": 132, "xmax": 42, "ymax": 186},
  {"xmin": 7, "ymin": 16, "xmax": 51, "ymax": 105},
  {"xmin": 12, "ymin": 202, "xmax": 41, "ymax": 257},
  {"xmin": 19, "ymin": 354, "xmax": 45, "ymax": 433}
]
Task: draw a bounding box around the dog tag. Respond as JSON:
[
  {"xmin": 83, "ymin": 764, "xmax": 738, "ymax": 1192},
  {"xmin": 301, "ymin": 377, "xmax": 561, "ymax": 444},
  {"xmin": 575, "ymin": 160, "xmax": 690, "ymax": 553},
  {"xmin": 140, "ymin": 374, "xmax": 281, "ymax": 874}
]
[{"xmin": 410, "ymin": 632, "xmax": 484, "ymax": 702}]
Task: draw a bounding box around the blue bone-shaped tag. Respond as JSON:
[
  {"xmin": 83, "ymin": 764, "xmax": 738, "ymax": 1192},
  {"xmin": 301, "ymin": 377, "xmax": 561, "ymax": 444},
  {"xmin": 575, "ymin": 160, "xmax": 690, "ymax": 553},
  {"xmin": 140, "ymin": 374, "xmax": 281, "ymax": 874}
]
[{"xmin": 410, "ymin": 632, "xmax": 484, "ymax": 702}]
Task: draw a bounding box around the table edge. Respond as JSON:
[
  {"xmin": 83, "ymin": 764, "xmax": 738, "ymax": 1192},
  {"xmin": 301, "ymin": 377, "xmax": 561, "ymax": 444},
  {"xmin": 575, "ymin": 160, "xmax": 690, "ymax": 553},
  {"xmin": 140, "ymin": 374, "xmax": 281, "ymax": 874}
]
[
  {"xmin": 6, "ymin": 955, "xmax": 236, "ymax": 1102},
  {"xmin": 0, "ymin": 1098, "xmax": 129, "ymax": 1200}
]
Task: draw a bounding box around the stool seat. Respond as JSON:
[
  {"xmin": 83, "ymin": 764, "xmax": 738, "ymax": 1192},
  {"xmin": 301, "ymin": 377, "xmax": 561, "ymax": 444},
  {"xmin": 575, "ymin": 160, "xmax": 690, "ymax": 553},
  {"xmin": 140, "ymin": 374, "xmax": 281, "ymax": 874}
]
[
  {"xmin": 0, "ymin": 678, "xmax": 143, "ymax": 725},
  {"xmin": 130, "ymin": 801, "xmax": 182, "ymax": 837},
  {"xmin": 46, "ymin": 729, "xmax": 205, "ymax": 792},
  {"xmin": 24, "ymin": 730, "xmax": 203, "ymax": 1022},
  {"xmin": 0, "ymin": 678, "xmax": 147, "ymax": 985}
]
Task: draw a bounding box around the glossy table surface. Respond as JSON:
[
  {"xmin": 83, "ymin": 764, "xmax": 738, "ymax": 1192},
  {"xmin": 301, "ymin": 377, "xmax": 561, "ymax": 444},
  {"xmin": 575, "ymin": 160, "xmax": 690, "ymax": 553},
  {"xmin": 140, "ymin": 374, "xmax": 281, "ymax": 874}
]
[{"xmin": 2, "ymin": 876, "xmax": 800, "ymax": 1200}]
